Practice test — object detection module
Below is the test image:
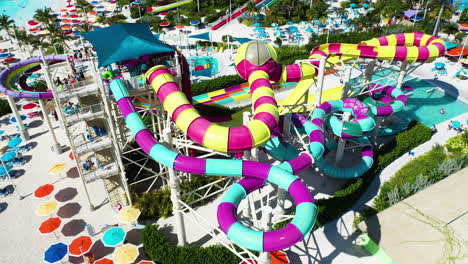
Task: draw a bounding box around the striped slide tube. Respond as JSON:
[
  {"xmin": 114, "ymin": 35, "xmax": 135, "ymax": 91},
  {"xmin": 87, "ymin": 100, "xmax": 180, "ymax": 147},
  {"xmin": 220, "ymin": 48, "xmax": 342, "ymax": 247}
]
[
  {"xmin": 110, "ymin": 78, "xmax": 317, "ymax": 252},
  {"xmin": 366, "ymin": 84, "xmax": 408, "ymax": 116},
  {"xmin": 145, "ymin": 65, "xmax": 279, "ymax": 153}
]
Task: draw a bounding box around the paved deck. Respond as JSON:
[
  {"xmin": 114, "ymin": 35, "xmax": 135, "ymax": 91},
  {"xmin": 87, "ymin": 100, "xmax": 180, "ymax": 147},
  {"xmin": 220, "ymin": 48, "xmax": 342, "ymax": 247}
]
[{"xmin": 358, "ymin": 167, "xmax": 468, "ymax": 264}]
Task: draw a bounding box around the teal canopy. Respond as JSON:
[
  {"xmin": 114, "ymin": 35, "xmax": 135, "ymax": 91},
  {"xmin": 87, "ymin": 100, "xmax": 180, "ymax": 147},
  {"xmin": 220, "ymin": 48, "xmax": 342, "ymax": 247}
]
[
  {"xmin": 83, "ymin": 23, "xmax": 174, "ymax": 67},
  {"xmin": 444, "ymin": 40, "xmax": 459, "ymax": 51},
  {"xmin": 189, "ymin": 32, "xmax": 211, "ymax": 41},
  {"xmin": 234, "ymin": 37, "xmax": 253, "ymax": 44}
]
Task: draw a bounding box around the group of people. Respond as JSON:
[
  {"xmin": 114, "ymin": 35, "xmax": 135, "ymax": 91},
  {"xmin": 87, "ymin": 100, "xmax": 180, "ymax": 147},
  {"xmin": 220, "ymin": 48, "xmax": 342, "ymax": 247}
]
[
  {"xmin": 448, "ymin": 120, "xmax": 465, "ymax": 133},
  {"xmin": 55, "ymin": 70, "xmax": 85, "ymax": 90},
  {"xmin": 72, "ymin": 47, "xmax": 94, "ymax": 62},
  {"xmin": 82, "ymin": 159, "xmax": 96, "ymax": 171}
]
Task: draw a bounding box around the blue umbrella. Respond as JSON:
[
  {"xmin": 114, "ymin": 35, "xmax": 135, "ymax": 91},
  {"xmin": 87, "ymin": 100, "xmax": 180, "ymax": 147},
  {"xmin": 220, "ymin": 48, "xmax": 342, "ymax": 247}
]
[
  {"xmin": 44, "ymin": 243, "xmax": 68, "ymax": 263},
  {"xmin": 254, "ymin": 27, "xmax": 264, "ymax": 31},
  {"xmin": 102, "ymin": 227, "xmax": 126, "ymax": 247},
  {"xmin": 0, "ymin": 130, "xmax": 4, "ymax": 135},
  {"xmin": 91, "ymin": 0, "xmax": 100, "ymax": 4},
  {"xmin": 271, "ymin": 23, "xmax": 278, "ymax": 27},
  {"xmin": 305, "ymin": 27, "xmax": 313, "ymax": 32},
  {"xmin": 299, "ymin": 21, "xmax": 308, "ymax": 25},
  {"xmin": 350, "ymin": 3, "xmax": 357, "ymax": 7},
  {"xmin": 190, "ymin": 20, "xmax": 200, "ymax": 25},
  {"xmin": 0, "ymin": 163, "xmax": 12, "ymax": 175},
  {"xmin": 314, "ymin": 20, "xmax": 320, "ymax": 25},
  {"xmin": 362, "ymin": 3, "xmax": 369, "ymax": 7},
  {"xmin": 253, "ymin": 23, "xmax": 261, "ymax": 27},
  {"xmin": 133, "ymin": 0, "xmax": 142, "ymax": 4},
  {"xmin": 435, "ymin": 62, "xmax": 445, "ymax": 68},
  {"xmin": 0, "ymin": 53, "xmax": 11, "ymax": 58},
  {"xmin": 10, "ymin": 115, "xmax": 27, "ymax": 123},
  {"xmin": 96, "ymin": 5, "xmax": 105, "ymax": 9},
  {"xmin": 54, "ymin": 19, "xmax": 62, "ymax": 23},
  {"xmin": 286, "ymin": 21, "xmax": 294, "ymax": 25},
  {"xmin": 73, "ymin": 32, "xmax": 81, "ymax": 36},
  {"xmin": 8, "ymin": 137, "xmax": 22, "ymax": 148},
  {"xmin": 1, "ymin": 152, "xmax": 16, "ymax": 162}
]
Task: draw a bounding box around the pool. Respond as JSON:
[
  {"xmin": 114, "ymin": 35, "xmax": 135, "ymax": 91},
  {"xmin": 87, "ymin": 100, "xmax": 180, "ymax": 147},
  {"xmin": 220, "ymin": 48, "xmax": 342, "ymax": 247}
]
[
  {"xmin": 0, "ymin": 0, "xmax": 53, "ymax": 24},
  {"xmin": 394, "ymin": 78, "xmax": 467, "ymax": 127},
  {"xmin": 188, "ymin": 56, "xmax": 219, "ymax": 76}
]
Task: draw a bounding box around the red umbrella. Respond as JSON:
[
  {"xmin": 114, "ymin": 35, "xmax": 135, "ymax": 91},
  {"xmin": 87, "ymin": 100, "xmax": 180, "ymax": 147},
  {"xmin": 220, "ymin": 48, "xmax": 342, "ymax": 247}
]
[
  {"xmin": 72, "ymin": 20, "xmax": 81, "ymax": 24},
  {"xmin": 70, "ymin": 14, "xmax": 79, "ymax": 18},
  {"xmin": 38, "ymin": 217, "xmax": 62, "ymax": 234},
  {"xmin": 61, "ymin": 14, "xmax": 69, "ymax": 18},
  {"xmin": 69, "ymin": 9, "xmax": 77, "ymax": 13},
  {"xmin": 66, "ymin": 5, "xmax": 74, "ymax": 8},
  {"xmin": 146, "ymin": 7, "xmax": 152, "ymax": 12},
  {"xmin": 62, "ymin": 25, "xmax": 72, "ymax": 30},
  {"xmin": 62, "ymin": 19, "xmax": 72, "ymax": 24},
  {"xmin": 160, "ymin": 12, "xmax": 168, "ymax": 15},
  {"xmin": 29, "ymin": 28, "xmax": 40, "ymax": 32},
  {"xmin": 34, "ymin": 183, "xmax": 54, "ymax": 198},
  {"xmin": 94, "ymin": 258, "xmax": 113, "ymax": 264},
  {"xmin": 110, "ymin": 0, "xmax": 117, "ymax": 3},
  {"xmin": 176, "ymin": 25, "xmax": 184, "ymax": 29},
  {"xmin": 69, "ymin": 236, "xmax": 93, "ymax": 257},
  {"xmin": 160, "ymin": 22, "xmax": 170, "ymax": 27},
  {"xmin": 60, "ymin": 9, "xmax": 68, "ymax": 12},
  {"xmin": 88, "ymin": 11, "xmax": 97, "ymax": 15},
  {"xmin": 23, "ymin": 103, "xmax": 38, "ymax": 110},
  {"xmin": 137, "ymin": 261, "xmax": 155, "ymax": 264},
  {"xmin": 3, "ymin": 57, "xmax": 16, "ymax": 63},
  {"xmin": 27, "ymin": 20, "xmax": 39, "ymax": 26}
]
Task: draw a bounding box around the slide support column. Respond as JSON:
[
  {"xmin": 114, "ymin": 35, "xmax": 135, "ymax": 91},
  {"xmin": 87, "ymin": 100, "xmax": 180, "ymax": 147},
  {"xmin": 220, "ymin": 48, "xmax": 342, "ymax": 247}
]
[
  {"xmin": 275, "ymin": 115, "xmax": 291, "ymax": 215},
  {"xmin": 342, "ymin": 66, "xmax": 352, "ymax": 97},
  {"xmin": 335, "ymin": 112, "xmax": 351, "ymax": 166},
  {"xmin": 38, "ymin": 99, "xmax": 62, "ymax": 154},
  {"xmin": 396, "ymin": 62, "xmax": 407, "ymax": 89},
  {"xmin": 241, "ymin": 112, "xmax": 253, "ymax": 219},
  {"xmin": 163, "ymin": 128, "xmax": 187, "ymax": 246},
  {"xmin": 258, "ymin": 206, "xmax": 273, "ymax": 264},
  {"xmin": 373, "ymin": 116, "xmax": 383, "ymax": 146},
  {"xmin": 315, "ymin": 56, "xmax": 327, "ymax": 107},
  {"xmin": 6, "ymin": 96, "xmax": 29, "ymax": 141}
]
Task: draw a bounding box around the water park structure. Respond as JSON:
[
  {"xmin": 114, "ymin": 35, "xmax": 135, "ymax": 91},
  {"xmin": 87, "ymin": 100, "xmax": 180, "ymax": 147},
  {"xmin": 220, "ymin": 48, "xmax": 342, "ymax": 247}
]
[{"xmin": 0, "ymin": 22, "xmax": 447, "ymax": 263}]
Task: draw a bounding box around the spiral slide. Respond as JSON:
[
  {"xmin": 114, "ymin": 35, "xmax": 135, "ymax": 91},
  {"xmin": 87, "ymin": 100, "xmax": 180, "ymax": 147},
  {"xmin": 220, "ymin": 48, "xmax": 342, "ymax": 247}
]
[
  {"xmin": 106, "ymin": 32, "xmax": 444, "ymax": 252},
  {"xmin": 0, "ymin": 55, "xmax": 68, "ymax": 99}
]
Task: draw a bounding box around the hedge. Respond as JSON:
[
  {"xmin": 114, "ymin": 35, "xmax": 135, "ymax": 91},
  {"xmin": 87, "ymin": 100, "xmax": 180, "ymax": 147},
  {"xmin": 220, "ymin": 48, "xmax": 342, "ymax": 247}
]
[
  {"xmin": 191, "ymin": 75, "xmax": 245, "ymax": 96},
  {"xmin": 0, "ymin": 99, "xmax": 12, "ymax": 117},
  {"xmin": 445, "ymin": 130, "xmax": 468, "ymax": 156},
  {"xmin": 142, "ymin": 224, "xmax": 241, "ymax": 264},
  {"xmin": 274, "ymin": 121, "xmax": 432, "ymax": 230}
]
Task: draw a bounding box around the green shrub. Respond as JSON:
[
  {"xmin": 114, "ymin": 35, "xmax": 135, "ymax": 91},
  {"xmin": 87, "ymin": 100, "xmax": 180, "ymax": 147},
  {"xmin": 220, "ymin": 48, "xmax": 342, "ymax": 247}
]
[
  {"xmin": 0, "ymin": 99, "xmax": 12, "ymax": 117},
  {"xmin": 142, "ymin": 225, "xmax": 241, "ymax": 264},
  {"xmin": 446, "ymin": 130, "xmax": 468, "ymax": 156},
  {"xmin": 31, "ymin": 80, "xmax": 48, "ymax": 90},
  {"xmin": 191, "ymin": 75, "xmax": 245, "ymax": 96},
  {"xmin": 276, "ymin": 45, "xmax": 308, "ymax": 65}
]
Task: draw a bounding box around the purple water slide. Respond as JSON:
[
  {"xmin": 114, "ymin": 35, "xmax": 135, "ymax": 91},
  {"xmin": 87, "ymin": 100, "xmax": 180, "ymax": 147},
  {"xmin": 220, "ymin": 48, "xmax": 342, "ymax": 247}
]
[{"xmin": 0, "ymin": 55, "xmax": 68, "ymax": 98}]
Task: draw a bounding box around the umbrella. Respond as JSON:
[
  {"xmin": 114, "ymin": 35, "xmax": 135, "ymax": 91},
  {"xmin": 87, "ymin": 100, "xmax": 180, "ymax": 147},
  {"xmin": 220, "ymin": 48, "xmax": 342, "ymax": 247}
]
[
  {"xmin": 96, "ymin": 5, "xmax": 105, "ymax": 9},
  {"xmin": 54, "ymin": 18, "xmax": 62, "ymax": 23},
  {"xmin": 175, "ymin": 25, "xmax": 184, "ymax": 29},
  {"xmin": 299, "ymin": 21, "xmax": 308, "ymax": 25},
  {"xmin": 452, "ymin": 121, "xmax": 461, "ymax": 129},
  {"xmin": 69, "ymin": 236, "xmax": 93, "ymax": 257},
  {"xmin": 95, "ymin": 258, "xmax": 114, "ymax": 264},
  {"xmin": 48, "ymin": 162, "xmax": 67, "ymax": 174},
  {"xmin": 72, "ymin": 20, "xmax": 81, "ymax": 24},
  {"xmin": 91, "ymin": 0, "xmax": 100, "ymax": 4},
  {"xmin": 66, "ymin": 4, "xmax": 74, "ymax": 8},
  {"xmin": 103, "ymin": 226, "xmax": 126, "ymax": 247},
  {"xmin": 1, "ymin": 151, "xmax": 16, "ymax": 162},
  {"xmin": 146, "ymin": 7, "xmax": 153, "ymax": 12},
  {"xmin": 70, "ymin": 14, "xmax": 80, "ymax": 18},
  {"xmin": 271, "ymin": 23, "xmax": 278, "ymax": 27},
  {"xmin": 253, "ymin": 22, "xmax": 261, "ymax": 27},
  {"xmin": 0, "ymin": 53, "xmax": 11, "ymax": 58},
  {"xmin": 38, "ymin": 217, "xmax": 62, "ymax": 234},
  {"xmin": 28, "ymin": 20, "xmax": 39, "ymax": 26},
  {"xmin": 69, "ymin": 9, "xmax": 77, "ymax": 13},
  {"xmin": 362, "ymin": 3, "xmax": 369, "ymax": 7},
  {"xmin": 23, "ymin": 103, "xmax": 38, "ymax": 110},
  {"xmin": 88, "ymin": 11, "xmax": 98, "ymax": 15},
  {"xmin": 34, "ymin": 184, "xmax": 54, "ymax": 198},
  {"xmin": 61, "ymin": 19, "xmax": 72, "ymax": 23},
  {"xmin": 62, "ymin": 25, "xmax": 72, "ymax": 30},
  {"xmin": 8, "ymin": 137, "xmax": 22, "ymax": 148},
  {"xmin": 118, "ymin": 206, "xmax": 141, "ymax": 223},
  {"xmin": 435, "ymin": 62, "xmax": 445, "ymax": 68},
  {"xmin": 133, "ymin": 0, "xmax": 142, "ymax": 4},
  {"xmin": 3, "ymin": 57, "xmax": 16, "ymax": 63},
  {"xmin": 137, "ymin": 261, "xmax": 155, "ymax": 264},
  {"xmin": 44, "ymin": 242, "xmax": 68, "ymax": 263},
  {"xmin": 160, "ymin": 22, "xmax": 170, "ymax": 27},
  {"xmin": 114, "ymin": 244, "xmax": 139, "ymax": 264},
  {"xmin": 305, "ymin": 27, "xmax": 313, "ymax": 32},
  {"xmin": 350, "ymin": 3, "xmax": 357, "ymax": 7},
  {"xmin": 36, "ymin": 200, "xmax": 59, "ymax": 216},
  {"xmin": 286, "ymin": 21, "xmax": 294, "ymax": 25},
  {"xmin": 190, "ymin": 20, "xmax": 200, "ymax": 25},
  {"xmin": 60, "ymin": 9, "xmax": 68, "ymax": 12}
]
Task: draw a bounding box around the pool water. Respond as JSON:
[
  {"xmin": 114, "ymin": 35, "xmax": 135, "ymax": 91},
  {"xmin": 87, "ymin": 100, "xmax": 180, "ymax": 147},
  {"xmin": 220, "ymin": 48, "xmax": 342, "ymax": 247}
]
[
  {"xmin": 0, "ymin": 0, "xmax": 52, "ymax": 24},
  {"xmin": 394, "ymin": 79, "xmax": 467, "ymax": 127}
]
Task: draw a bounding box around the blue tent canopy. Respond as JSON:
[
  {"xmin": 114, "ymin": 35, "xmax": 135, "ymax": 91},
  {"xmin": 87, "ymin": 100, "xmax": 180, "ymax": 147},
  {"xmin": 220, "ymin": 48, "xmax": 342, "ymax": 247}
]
[
  {"xmin": 83, "ymin": 23, "xmax": 174, "ymax": 67},
  {"xmin": 234, "ymin": 37, "xmax": 253, "ymax": 44},
  {"xmin": 189, "ymin": 32, "xmax": 211, "ymax": 41}
]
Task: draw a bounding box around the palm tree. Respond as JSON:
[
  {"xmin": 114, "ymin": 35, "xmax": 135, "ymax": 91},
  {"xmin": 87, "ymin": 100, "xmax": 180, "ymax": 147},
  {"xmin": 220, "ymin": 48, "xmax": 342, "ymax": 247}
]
[
  {"xmin": 428, "ymin": 0, "xmax": 453, "ymax": 36},
  {"xmin": 336, "ymin": 7, "xmax": 348, "ymax": 23},
  {"xmin": 74, "ymin": 23, "xmax": 94, "ymax": 34},
  {"xmin": 75, "ymin": 0, "xmax": 94, "ymax": 21},
  {"xmin": 44, "ymin": 24, "xmax": 72, "ymax": 49},
  {"xmin": 95, "ymin": 15, "xmax": 108, "ymax": 25},
  {"xmin": 0, "ymin": 14, "xmax": 15, "ymax": 44},
  {"xmin": 106, "ymin": 14, "xmax": 127, "ymax": 25},
  {"xmin": 33, "ymin": 7, "xmax": 56, "ymax": 25}
]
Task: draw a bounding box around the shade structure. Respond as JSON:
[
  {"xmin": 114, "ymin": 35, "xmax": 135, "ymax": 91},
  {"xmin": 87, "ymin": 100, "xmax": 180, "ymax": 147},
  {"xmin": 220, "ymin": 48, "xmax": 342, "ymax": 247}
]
[
  {"xmin": 403, "ymin": 9, "xmax": 422, "ymax": 18},
  {"xmin": 0, "ymin": 52, "xmax": 11, "ymax": 58},
  {"xmin": 189, "ymin": 32, "xmax": 210, "ymax": 41},
  {"xmin": 190, "ymin": 20, "xmax": 200, "ymax": 25},
  {"xmin": 95, "ymin": 258, "xmax": 114, "ymax": 264},
  {"xmin": 36, "ymin": 200, "xmax": 59, "ymax": 216},
  {"xmin": 83, "ymin": 23, "xmax": 174, "ymax": 67},
  {"xmin": 44, "ymin": 242, "xmax": 68, "ymax": 263},
  {"xmin": 175, "ymin": 25, "xmax": 184, "ymax": 29},
  {"xmin": 137, "ymin": 261, "xmax": 155, "ymax": 264},
  {"xmin": 27, "ymin": 20, "xmax": 39, "ymax": 26},
  {"xmin": 160, "ymin": 22, "xmax": 170, "ymax": 27},
  {"xmin": 69, "ymin": 9, "xmax": 77, "ymax": 13},
  {"xmin": 10, "ymin": 115, "xmax": 27, "ymax": 122},
  {"xmin": 48, "ymin": 162, "xmax": 67, "ymax": 174},
  {"xmin": 114, "ymin": 244, "xmax": 139, "ymax": 264},
  {"xmin": 103, "ymin": 227, "xmax": 126, "ymax": 247},
  {"xmin": 22, "ymin": 103, "xmax": 37, "ymax": 109},
  {"xmin": 62, "ymin": 25, "xmax": 72, "ymax": 30},
  {"xmin": 8, "ymin": 137, "xmax": 22, "ymax": 148},
  {"xmin": 69, "ymin": 235, "xmax": 93, "ymax": 256},
  {"xmin": 234, "ymin": 37, "xmax": 253, "ymax": 44},
  {"xmin": 38, "ymin": 217, "xmax": 62, "ymax": 234},
  {"xmin": 446, "ymin": 46, "xmax": 468, "ymax": 57},
  {"xmin": 34, "ymin": 184, "xmax": 54, "ymax": 198},
  {"xmin": 118, "ymin": 206, "xmax": 141, "ymax": 223},
  {"xmin": 61, "ymin": 14, "xmax": 69, "ymax": 18},
  {"xmin": 1, "ymin": 151, "xmax": 16, "ymax": 162},
  {"xmin": 60, "ymin": 9, "xmax": 68, "ymax": 12}
]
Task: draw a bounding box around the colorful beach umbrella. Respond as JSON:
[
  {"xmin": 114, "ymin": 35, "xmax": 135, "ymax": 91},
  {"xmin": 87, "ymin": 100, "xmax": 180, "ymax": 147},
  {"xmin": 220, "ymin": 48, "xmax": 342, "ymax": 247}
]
[
  {"xmin": 137, "ymin": 261, "xmax": 155, "ymax": 264},
  {"xmin": 118, "ymin": 206, "xmax": 141, "ymax": 223},
  {"xmin": 36, "ymin": 200, "xmax": 59, "ymax": 216},
  {"xmin": 62, "ymin": 25, "xmax": 72, "ymax": 30},
  {"xmin": 159, "ymin": 22, "xmax": 170, "ymax": 27},
  {"xmin": 48, "ymin": 162, "xmax": 67, "ymax": 174},
  {"xmin": 69, "ymin": 236, "xmax": 93, "ymax": 257},
  {"xmin": 70, "ymin": 14, "xmax": 80, "ymax": 18},
  {"xmin": 69, "ymin": 9, "xmax": 77, "ymax": 13},
  {"xmin": 190, "ymin": 20, "xmax": 200, "ymax": 25},
  {"xmin": 44, "ymin": 242, "xmax": 68, "ymax": 263},
  {"xmin": 146, "ymin": 7, "xmax": 152, "ymax": 12},
  {"xmin": 175, "ymin": 25, "xmax": 184, "ymax": 29},
  {"xmin": 23, "ymin": 103, "xmax": 38, "ymax": 110},
  {"xmin": 94, "ymin": 258, "xmax": 114, "ymax": 264},
  {"xmin": 1, "ymin": 151, "xmax": 16, "ymax": 162},
  {"xmin": 8, "ymin": 137, "xmax": 22, "ymax": 148},
  {"xmin": 0, "ymin": 53, "xmax": 11, "ymax": 58},
  {"xmin": 91, "ymin": 0, "xmax": 100, "ymax": 4},
  {"xmin": 60, "ymin": 9, "xmax": 68, "ymax": 12},
  {"xmin": 34, "ymin": 184, "xmax": 54, "ymax": 198},
  {"xmin": 27, "ymin": 20, "xmax": 39, "ymax": 26},
  {"xmin": 114, "ymin": 244, "xmax": 139, "ymax": 264},
  {"xmin": 253, "ymin": 22, "xmax": 261, "ymax": 27},
  {"xmin": 66, "ymin": 4, "xmax": 74, "ymax": 8},
  {"xmin": 29, "ymin": 27, "xmax": 40, "ymax": 32},
  {"xmin": 102, "ymin": 227, "xmax": 126, "ymax": 247},
  {"xmin": 88, "ymin": 11, "xmax": 97, "ymax": 15},
  {"xmin": 62, "ymin": 19, "xmax": 72, "ymax": 23},
  {"xmin": 3, "ymin": 57, "xmax": 16, "ymax": 63},
  {"xmin": 10, "ymin": 115, "xmax": 27, "ymax": 123},
  {"xmin": 38, "ymin": 217, "xmax": 62, "ymax": 234}
]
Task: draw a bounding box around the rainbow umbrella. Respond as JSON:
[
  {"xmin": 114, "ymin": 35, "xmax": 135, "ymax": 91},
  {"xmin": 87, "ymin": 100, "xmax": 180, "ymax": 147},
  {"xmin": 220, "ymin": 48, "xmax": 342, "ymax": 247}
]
[
  {"xmin": 118, "ymin": 206, "xmax": 141, "ymax": 223},
  {"xmin": 36, "ymin": 200, "xmax": 59, "ymax": 216},
  {"xmin": 102, "ymin": 227, "xmax": 126, "ymax": 247},
  {"xmin": 114, "ymin": 244, "xmax": 139, "ymax": 264},
  {"xmin": 69, "ymin": 236, "xmax": 93, "ymax": 257},
  {"xmin": 38, "ymin": 217, "xmax": 62, "ymax": 234},
  {"xmin": 44, "ymin": 242, "xmax": 68, "ymax": 263},
  {"xmin": 34, "ymin": 184, "xmax": 54, "ymax": 198}
]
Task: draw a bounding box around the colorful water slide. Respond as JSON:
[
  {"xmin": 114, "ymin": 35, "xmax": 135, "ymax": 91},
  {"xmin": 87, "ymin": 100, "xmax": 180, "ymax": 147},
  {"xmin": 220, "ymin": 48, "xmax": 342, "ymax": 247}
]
[
  {"xmin": 110, "ymin": 78, "xmax": 317, "ymax": 252},
  {"xmin": 0, "ymin": 55, "xmax": 68, "ymax": 99},
  {"xmin": 211, "ymin": 0, "xmax": 263, "ymax": 30},
  {"xmin": 149, "ymin": 0, "xmax": 193, "ymax": 14}
]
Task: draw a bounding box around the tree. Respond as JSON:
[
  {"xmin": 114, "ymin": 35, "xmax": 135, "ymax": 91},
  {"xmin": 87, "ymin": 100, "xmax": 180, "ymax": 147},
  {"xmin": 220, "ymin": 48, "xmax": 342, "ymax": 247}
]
[
  {"xmin": 459, "ymin": 9, "xmax": 468, "ymax": 24},
  {"xmin": 74, "ymin": 23, "xmax": 94, "ymax": 34},
  {"xmin": 33, "ymin": 7, "xmax": 56, "ymax": 25},
  {"xmin": 75, "ymin": 0, "xmax": 94, "ymax": 21},
  {"xmin": 374, "ymin": 0, "xmax": 409, "ymax": 19},
  {"xmin": 0, "ymin": 14, "xmax": 15, "ymax": 44},
  {"xmin": 107, "ymin": 14, "xmax": 128, "ymax": 25},
  {"xmin": 336, "ymin": 7, "xmax": 349, "ymax": 23},
  {"xmin": 274, "ymin": 37, "xmax": 282, "ymax": 47},
  {"xmin": 441, "ymin": 22, "xmax": 459, "ymax": 38},
  {"xmin": 427, "ymin": 0, "xmax": 453, "ymax": 36}
]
